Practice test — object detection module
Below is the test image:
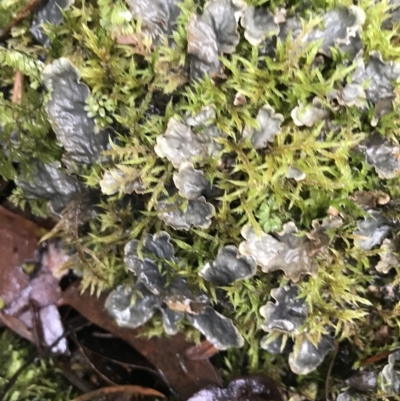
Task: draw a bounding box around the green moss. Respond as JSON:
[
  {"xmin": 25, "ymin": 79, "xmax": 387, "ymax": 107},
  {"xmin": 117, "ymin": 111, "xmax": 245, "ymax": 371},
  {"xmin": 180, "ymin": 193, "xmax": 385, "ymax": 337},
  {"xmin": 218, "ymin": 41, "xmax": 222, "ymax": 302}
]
[
  {"xmin": 0, "ymin": 330, "xmax": 76, "ymax": 401},
  {"xmin": 2, "ymin": 0, "xmax": 400, "ymax": 398}
]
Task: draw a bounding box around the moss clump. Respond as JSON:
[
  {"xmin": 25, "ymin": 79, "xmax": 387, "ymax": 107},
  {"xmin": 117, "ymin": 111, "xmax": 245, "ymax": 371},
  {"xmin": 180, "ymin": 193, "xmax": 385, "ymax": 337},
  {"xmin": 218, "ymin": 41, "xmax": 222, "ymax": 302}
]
[
  {"xmin": 0, "ymin": 330, "xmax": 75, "ymax": 401},
  {"xmin": 2, "ymin": 0, "xmax": 400, "ymax": 399}
]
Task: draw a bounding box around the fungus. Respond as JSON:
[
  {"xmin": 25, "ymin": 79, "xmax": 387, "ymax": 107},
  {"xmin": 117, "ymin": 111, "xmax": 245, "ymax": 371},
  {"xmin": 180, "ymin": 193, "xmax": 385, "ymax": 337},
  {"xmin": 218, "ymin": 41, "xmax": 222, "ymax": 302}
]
[
  {"xmin": 239, "ymin": 218, "xmax": 341, "ymax": 282},
  {"xmin": 184, "ymin": 105, "xmax": 217, "ymax": 126},
  {"xmin": 124, "ymin": 232, "xmax": 175, "ymax": 297},
  {"xmin": 371, "ymin": 97, "xmax": 394, "ymax": 127},
  {"xmin": 105, "ymin": 283, "xmax": 167, "ymax": 329},
  {"xmin": 306, "ymin": 217, "xmax": 343, "ymax": 248},
  {"xmin": 259, "ymin": 16, "xmax": 301, "ymax": 56},
  {"xmin": 336, "ymin": 391, "xmax": 364, "ymax": 401},
  {"xmin": 351, "ymin": 190, "xmax": 390, "ymax": 210},
  {"xmin": 199, "ymin": 245, "xmax": 256, "ymax": 286},
  {"xmin": 155, "ymin": 119, "xmax": 211, "ymax": 168},
  {"xmin": 260, "ymin": 285, "xmax": 307, "ymax": 334},
  {"xmin": 278, "ymin": 16, "xmax": 302, "ymax": 41},
  {"xmin": 382, "ymin": 0, "xmax": 400, "ymax": 29},
  {"xmin": 344, "ymin": 370, "xmax": 378, "ymax": 392},
  {"xmin": 233, "ymin": 92, "xmax": 247, "ymax": 106},
  {"xmin": 43, "ymin": 58, "xmax": 109, "ymax": 165},
  {"xmin": 106, "ymin": 283, "xmax": 185, "ymax": 335}
]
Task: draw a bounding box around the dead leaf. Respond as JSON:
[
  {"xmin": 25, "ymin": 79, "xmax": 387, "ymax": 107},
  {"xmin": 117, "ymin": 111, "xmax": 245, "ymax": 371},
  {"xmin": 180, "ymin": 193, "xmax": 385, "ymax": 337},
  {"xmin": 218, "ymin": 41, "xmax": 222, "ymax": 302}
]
[
  {"xmin": 0, "ymin": 207, "xmax": 67, "ymax": 353},
  {"xmin": 185, "ymin": 340, "xmax": 219, "ymax": 360},
  {"xmin": 0, "ymin": 206, "xmax": 38, "ymax": 305}
]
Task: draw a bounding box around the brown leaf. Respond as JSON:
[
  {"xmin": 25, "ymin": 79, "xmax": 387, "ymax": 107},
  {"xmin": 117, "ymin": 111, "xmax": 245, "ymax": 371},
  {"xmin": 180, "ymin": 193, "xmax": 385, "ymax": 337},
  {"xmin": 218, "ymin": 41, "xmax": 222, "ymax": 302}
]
[
  {"xmin": 185, "ymin": 340, "xmax": 219, "ymax": 360},
  {"xmin": 2, "ymin": 199, "xmax": 56, "ymax": 230},
  {"xmin": 0, "ymin": 206, "xmax": 38, "ymax": 305},
  {"xmin": 351, "ymin": 190, "xmax": 390, "ymax": 210},
  {"xmin": 61, "ymin": 283, "xmax": 222, "ymax": 400},
  {"xmin": 0, "ymin": 207, "xmax": 67, "ymax": 353}
]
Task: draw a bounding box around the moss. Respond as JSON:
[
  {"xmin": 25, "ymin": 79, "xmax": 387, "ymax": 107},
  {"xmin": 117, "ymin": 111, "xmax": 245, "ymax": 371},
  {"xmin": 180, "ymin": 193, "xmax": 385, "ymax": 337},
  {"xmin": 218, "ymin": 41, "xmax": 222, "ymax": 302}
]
[
  {"xmin": 0, "ymin": 330, "xmax": 75, "ymax": 401},
  {"xmin": 1, "ymin": 0, "xmax": 400, "ymax": 398}
]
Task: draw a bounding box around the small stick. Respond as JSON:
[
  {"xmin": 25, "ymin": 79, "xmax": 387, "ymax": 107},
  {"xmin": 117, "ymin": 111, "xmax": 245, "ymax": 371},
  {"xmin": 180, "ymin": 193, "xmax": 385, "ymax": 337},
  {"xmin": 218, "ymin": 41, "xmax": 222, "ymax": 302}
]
[
  {"xmin": 0, "ymin": 0, "xmax": 46, "ymax": 42},
  {"xmin": 71, "ymin": 385, "xmax": 166, "ymax": 401},
  {"xmin": 70, "ymin": 332, "xmax": 118, "ymax": 387},
  {"xmin": 55, "ymin": 361, "xmax": 96, "ymax": 394},
  {"xmin": 12, "ymin": 69, "xmax": 24, "ymax": 121},
  {"xmin": 12, "ymin": 70, "xmax": 24, "ymax": 104},
  {"xmin": 114, "ymin": 35, "xmax": 139, "ymax": 46},
  {"xmin": 325, "ymin": 343, "xmax": 338, "ymax": 401}
]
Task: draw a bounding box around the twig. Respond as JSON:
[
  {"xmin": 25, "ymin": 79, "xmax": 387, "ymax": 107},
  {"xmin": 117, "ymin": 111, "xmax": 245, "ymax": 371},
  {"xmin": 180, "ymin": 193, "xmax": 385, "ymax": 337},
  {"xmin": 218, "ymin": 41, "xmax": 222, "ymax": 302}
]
[
  {"xmin": 0, "ymin": 0, "xmax": 46, "ymax": 42},
  {"xmin": 114, "ymin": 35, "xmax": 139, "ymax": 46},
  {"xmin": 91, "ymin": 331, "xmax": 113, "ymax": 339},
  {"xmin": 70, "ymin": 332, "xmax": 118, "ymax": 387},
  {"xmin": 360, "ymin": 349, "xmax": 394, "ymax": 367},
  {"xmin": 30, "ymin": 301, "xmax": 44, "ymax": 358},
  {"xmin": 325, "ymin": 343, "xmax": 339, "ymax": 401},
  {"xmin": 71, "ymin": 385, "xmax": 166, "ymax": 401},
  {"xmin": 55, "ymin": 361, "xmax": 96, "ymax": 394},
  {"xmin": 80, "ymin": 345, "xmax": 164, "ymax": 382},
  {"xmin": 12, "ymin": 70, "xmax": 24, "ymax": 105}
]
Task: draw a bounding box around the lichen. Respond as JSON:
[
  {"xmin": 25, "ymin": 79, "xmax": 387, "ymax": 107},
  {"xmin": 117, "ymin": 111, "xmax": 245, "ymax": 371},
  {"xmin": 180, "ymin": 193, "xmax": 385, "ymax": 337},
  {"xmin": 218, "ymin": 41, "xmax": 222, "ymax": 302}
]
[
  {"xmin": 238, "ymin": 223, "xmax": 320, "ymax": 282},
  {"xmin": 107, "ymin": 232, "xmax": 244, "ymax": 349},
  {"xmin": 259, "ymin": 285, "xmax": 307, "ymax": 334},
  {"xmin": 199, "ymin": 245, "xmax": 256, "ymax": 285}
]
